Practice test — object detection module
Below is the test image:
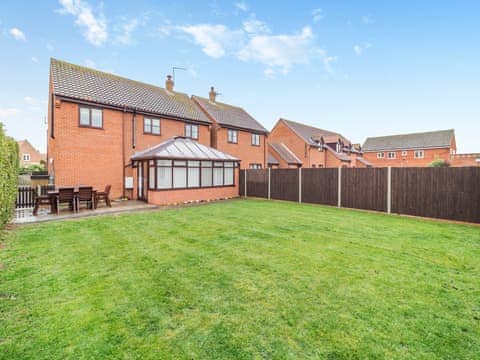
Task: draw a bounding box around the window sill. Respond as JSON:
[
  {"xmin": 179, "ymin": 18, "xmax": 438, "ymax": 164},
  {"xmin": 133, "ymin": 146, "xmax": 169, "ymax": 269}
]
[
  {"xmin": 79, "ymin": 125, "xmax": 104, "ymax": 130},
  {"xmin": 143, "ymin": 132, "xmax": 162, "ymax": 136}
]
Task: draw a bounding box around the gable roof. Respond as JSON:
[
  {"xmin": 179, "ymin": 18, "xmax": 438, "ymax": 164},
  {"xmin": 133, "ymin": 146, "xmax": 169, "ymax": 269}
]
[
  {"xmin": 267, "ymin": 153, "xmax": 279, "ymax": 165},
  {"xmin": 363, "ymin": 129, "xmax": 455, "ymax": 152},
  {"xmin": 50, "ymin": 58, "xmax": 210, "ymax": 124},
  {"xmin": 131, "ymin": 136, "xmax": 239, "ymax": 161},
  {"xmin": 192, "ymin": 96, "xmax": 267, "ymax": 133},
  {"xmin": 269, "ymin": 142, "xmax": 302, "ymax": 165}
]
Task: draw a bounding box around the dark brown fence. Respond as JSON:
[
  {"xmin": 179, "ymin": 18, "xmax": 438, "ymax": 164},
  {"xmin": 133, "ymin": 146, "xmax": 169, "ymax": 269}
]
[
  {"xmin": 16, "ymin": 186, "xmax": 37, "ymax": 208},
  {"xmin": 240, "ymin": 167, "xmax": 480, "ymax": 223},
  {"xmin": 271, "ymin": 169, "xmax": 298, "ymax": 202}
]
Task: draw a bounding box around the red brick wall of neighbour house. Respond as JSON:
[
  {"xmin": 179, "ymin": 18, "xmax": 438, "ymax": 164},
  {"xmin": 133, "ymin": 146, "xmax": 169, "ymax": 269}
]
[
  {"xmin": 324, "ymin": 150, "xmax": 347, "ymax": 168},
  {"xmin": 451, "ymin": 154, "xmax": 480, "ymax": 167},
  {"xmin": 363, "ymin": 147, "xmax": 452, "ymax": 167},
  {"xmin": 269, "ymin": 121, "xmax": 309, "ymax": 167},
  {"xmin": 308, "ymin": 146, "xmax": 326, "ymax": 168},
  {"xmin": 146, "ymin": 168, "xmax": 239, "ymax": 205},
  {"xmin": 47, "ymin": 99, "xmax": 212, "ymax": 200},
  {"xmin": 215, "ymin": 127, "xmax": 267, "ymax": 169},
  {"xmin": 18, "ymin": 141, "xmax": 45, "ymax": 167}
]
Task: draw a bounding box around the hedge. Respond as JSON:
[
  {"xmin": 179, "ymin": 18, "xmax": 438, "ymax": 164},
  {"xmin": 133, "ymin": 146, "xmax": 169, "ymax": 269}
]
[{"xmin": 0, "ymin": 122, "xmax": 19, "ymax": 228}]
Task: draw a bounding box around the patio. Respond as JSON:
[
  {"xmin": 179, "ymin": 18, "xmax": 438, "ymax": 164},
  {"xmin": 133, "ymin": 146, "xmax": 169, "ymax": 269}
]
[{"xmin": 13, "ymin": 200, "xmax": 157, "ymax": 224}]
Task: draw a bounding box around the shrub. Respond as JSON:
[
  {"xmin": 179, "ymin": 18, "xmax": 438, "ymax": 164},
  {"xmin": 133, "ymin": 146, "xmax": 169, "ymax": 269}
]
[
  {"xmin": 19, "ymin": 163, "xmax": 46, "ymax": 174},
  {"xmin": 0, "ymin": 123, "xmax": 19, "ymax": 228},
  {"xmin": 428, "ymin": 159, "xmax": 450, "ymax": 167}
]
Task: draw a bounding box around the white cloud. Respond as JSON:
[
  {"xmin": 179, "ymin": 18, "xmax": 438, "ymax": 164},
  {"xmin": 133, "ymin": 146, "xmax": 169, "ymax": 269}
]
[
  {"xmin": 115, "ymin": 18, "xmax": 138, "ymax": 45},
  {"xmin": 24, "ymin": 96, "xmax": 47, "ymax": 106},
  {"xmin": 0, "ymin": 107, "xmax": 19, "ymax": 120},
  {"xmin": 243, "ymin": 16, "xmax": 270, "ymax": 34},
  {"xmin": 31, "ymin": 57, "xmax": 39, "ymax": 63},
  {"xmin": 361, "ymin": 15, "xmax": 374, "ymax": 24},
  {"xmin": 234, "ymin": 2, "xmax": 248, "ymax": 12},
  {"xmin": 178, "ymin": 24, "xmax": 242, "ymax": 58},
  {"xmin": 237, "ymin": 26, "xmax": 318, "ymax": 74},
  {"xmin": 46, "ymin": 42, "xmax": 55, "ymax": 51},
  {"xmin": 354, "ymin": 42, "xmax": 372, "ymax": 56},
  {"xmin": 57, "ymin": 0, "xmax": 108, "ymax": 46},
  {"xmin": 312, "ymin": 8, "xmax": 324, "ymax": 23},
  {"xmin": 84, "ymin": 59, "xmax": 96, "ymax": 68},
  {"xmin": 9, "ymin": 27, "xmax": 26, "ymax": 41}
]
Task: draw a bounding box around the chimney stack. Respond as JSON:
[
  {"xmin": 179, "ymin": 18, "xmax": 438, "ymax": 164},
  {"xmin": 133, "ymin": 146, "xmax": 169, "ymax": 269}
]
[
  {"xmin": 166, "ymin": 75, "xmax": 174, "ymax": 92},
  {"xmin": 209, "ymin": 86, "xmax": 217, "ymax": 102}
]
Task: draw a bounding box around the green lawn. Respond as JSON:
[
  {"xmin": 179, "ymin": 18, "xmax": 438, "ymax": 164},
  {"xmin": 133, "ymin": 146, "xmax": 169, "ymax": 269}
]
[{"xmin": 1, "ymin": 199, "xmax": 479, "ymax": 359}]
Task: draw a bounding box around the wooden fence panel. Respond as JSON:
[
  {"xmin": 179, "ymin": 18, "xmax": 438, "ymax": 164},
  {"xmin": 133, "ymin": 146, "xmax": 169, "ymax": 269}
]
[
  {"xmin": 239, "ymin": 170, "xmax": 245, "ymax": 196},
  {"xmin": 245, "ymin": 169, "xmax": 269, "ymax": 198},
  {"xmin": 301, "ymin": 168, "xmax": 338, "ymax": 206},
  {"xmin": 270, "ymin": 169, "xmax": 299, "ymax": 201},
  {"xmin": 16, "ymin": 186, "xmax": 36, "ymax": 208},
  {"xmin": 392, "ymin": 167, "xmax": 480, "ymax": 223},
  {"xmin": 341, "ymin": 168, "xmax": 388, "ymax": 212}
]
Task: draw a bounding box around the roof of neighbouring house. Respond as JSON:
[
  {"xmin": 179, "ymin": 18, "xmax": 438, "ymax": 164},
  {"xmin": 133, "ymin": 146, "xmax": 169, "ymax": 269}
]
[
  {"xmin": 363, "ymin": 129, "xmax": 455, "ymax": 152},
  {"xmin": 131, "ymin": 136, "xmax": 239, "ymax": 161},
  {"xmin": 192, "ymin": 96, "xmax": 268, "ymax": 133},
  {"xmin": 269, "ymin": 142, "xmax": 302, "ymax": 165},
  {"xmin": 278, "ymin": 118, "xmax": 346, "ymax": 147},
  {"xmin": 357, "ymin": 157, "xmax": 372, "ymax": 167},
  {"xmin": 267, "ymin": 153, "xmax": 279, "ymax": 165},
  {"xmin": 50, "ymin": 58, "xmax": 211, "ymax": 124}
]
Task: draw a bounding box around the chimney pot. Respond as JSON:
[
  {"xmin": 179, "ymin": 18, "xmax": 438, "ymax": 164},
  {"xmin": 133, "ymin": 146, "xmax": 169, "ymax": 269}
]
[
  {"xmin": 166, "ymin": 75, "xmax": 174, "ymax": 92},
  {"xmin": 209, "ymin": 86, "xmax": 216, "ymax": 102}
]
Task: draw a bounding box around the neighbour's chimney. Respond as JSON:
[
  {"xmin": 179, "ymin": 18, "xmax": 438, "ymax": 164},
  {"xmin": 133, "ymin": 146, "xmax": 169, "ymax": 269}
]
[
  {"xmin": 166, "ymin": 75, "xmax": 174, "ymax": 92},
  {"xmin": 209, "ymin": 86, "xmax": 217, "ymax": 102}
]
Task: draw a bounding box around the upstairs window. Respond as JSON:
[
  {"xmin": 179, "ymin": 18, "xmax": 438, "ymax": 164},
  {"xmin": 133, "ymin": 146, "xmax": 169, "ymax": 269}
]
[
  {"xmin": 249, "ymin": 163, "xmax": 262, "ymax": 169},
  {"xmin": 377, "ymin": 152, "xmax": 385, "ymax": 159},
  {"xmin": 402, "ymin": 150, "xmax": 408, "ymax": 157},
  {"xmin": 251, "ymin": 133, "xmax": 260, "ymax": 146},
  {"xmin": 228, "ymin": 129, "xmax": 238, "ymax": 144},
  {"xmin": 185, "ymin": 124, "xmax": 199, "ymax": 139},
  {"xmin": 22, "ymin": 154, "xmax": 30, "ymax": 161},
  {"xmin": 144, "ymin": 118, "xmax": 161, "ymax": 135},
  {"xmin": 414, "ymin": 150, "xmax": 424, "ymax": 159},
  {"xmin": 387, "ymin": 152, "xmax": 396, "ymax": 159},
  {"xmin": 336, "ymin": 143, "xmax": 342, "ymax": 153},
  {"xmin": 79, "ymin": 106, "xmax": 103, "ymax": 128}
]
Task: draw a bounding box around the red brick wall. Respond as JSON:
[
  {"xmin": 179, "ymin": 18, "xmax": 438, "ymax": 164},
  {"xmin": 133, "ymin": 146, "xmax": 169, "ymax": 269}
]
[
  {"xmin": 363, "ymin": 147, "xmax": 452, "ymax": 167},
  {"xmin": 269, "ymin": 121, "xmax": 308, "ymax": 166},
  {"xmin": 147, "ymin": 186, "xmax": 238, "ymax": 205},
  {"xmin": 215, "ymin": 127, "xmax": 266, "ymax": 169},
  {"xmin": 451, "ymin": 154, "xmax": 480, "ymax": 167},
  {"xmin": 18, "ymin": 140, "xmax": 45, "ymax": 167},
  {"xmin": 48, "ymin": 99, "xmax": 212, "ymax": 199}
]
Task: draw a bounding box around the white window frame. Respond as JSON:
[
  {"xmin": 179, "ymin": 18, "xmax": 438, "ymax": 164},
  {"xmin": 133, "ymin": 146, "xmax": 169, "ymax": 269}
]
[
  {"xmin": 251, "ymin": 133, "xmax": 260, "ymax": 146},
  {"xmin": 414, "ymin": 150, "xmax": 425, "ymax": 159},
  {"xmin": 227, "ymin": 129, "xmax": 238, "ymax": 144},
  {"xmin": 377, "ymin": 152, "xmax": 385, "ymax": 159},
  {"xmin": 23, "ymin": 153, "xmax": 31, "ymax": 161},
  {"xmin": 401, "ymin": 150, "xmax": 408, "ymax": 157},
  {"xmin": 387, "ymin": 152, "xmax": 396, "ymax": 159},
  {"xmin": 185, "ymin": 124, "xmax": 199, "ymax": 139},
  {"xmin": 144, "ymin": 117, "xmax": 161, "ymax": 135}
]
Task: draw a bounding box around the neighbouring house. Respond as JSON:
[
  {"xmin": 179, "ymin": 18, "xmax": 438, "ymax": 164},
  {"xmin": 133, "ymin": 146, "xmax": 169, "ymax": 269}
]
[
  {"xmin": 17, "ymin": 139, "xmax": 46, "ymax": 167},
  {"xmin": 268, "ymin": 118, "xmax": 371, "ymax": 168},
  {"xmin": 362, "ymin": 129, "xmax": 456, "ymax": 167},
  {"xmin": 451, "ymin": 153, "xmax": 480, "ymax": 167},
  {"xmin": 192, "ymin": 88, "xmax": 268, "ymax": 169},
  {"xmin": 47, "ymin": 58, "xmax": 240, "ymax": 203}
]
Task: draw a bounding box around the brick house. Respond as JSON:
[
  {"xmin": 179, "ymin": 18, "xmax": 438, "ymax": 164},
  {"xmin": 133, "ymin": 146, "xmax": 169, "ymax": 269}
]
[
  {"xmin": 362, "ymin": 129, "xmax": 457, "ymax": 167},
  {"xmin": 451, "ymin": 153, "xmax": 480, "ymax": 167},
  {"xmin": 17, "ymin": 139, "xmax": 46, "ymax": 167},
  {"xmin": 268, "ymin": 118, "xmax": 371, "ymax": 168},
  {"xmin": 192, "ymin": 88, "xmax": 268, "ymax": 169},
  {"xmin": 47, "ymin": 59, "xmax": 240, "ymax": 204}
]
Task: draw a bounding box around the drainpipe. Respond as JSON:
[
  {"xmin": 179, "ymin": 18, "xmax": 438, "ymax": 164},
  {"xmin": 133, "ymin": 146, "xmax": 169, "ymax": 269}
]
[
  {"xmin": 122, "ymin": 106, "xmax": 126, "ymax": 198},
  {"xmin": 132, "ymin": 108, "xmax": 137, "ymax": 149}
]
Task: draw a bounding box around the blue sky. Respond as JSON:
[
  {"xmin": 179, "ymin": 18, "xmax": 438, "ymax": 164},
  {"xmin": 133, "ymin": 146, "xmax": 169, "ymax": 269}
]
[{"xmin": 1, "ymin": 0, "xmax": 479, "ymax": 153}]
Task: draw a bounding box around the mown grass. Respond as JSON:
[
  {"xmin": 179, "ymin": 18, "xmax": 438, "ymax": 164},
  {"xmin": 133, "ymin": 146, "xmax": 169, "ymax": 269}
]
[{"xmin": 1, "ymin": 199, "xmax": 479, "ymax": 359}]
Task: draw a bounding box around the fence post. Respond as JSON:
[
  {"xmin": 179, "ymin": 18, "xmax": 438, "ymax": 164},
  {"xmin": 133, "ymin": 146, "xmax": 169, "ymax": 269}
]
[
  {"xmin": 298, "ymin": 167, "xmax": 302, "ymax": 203},
  {"xmin": 337, "ymin": 166, "xmax": 342, "ymax": 208},
  {"xmin": 268, "ymin": 167, "xmax": 271, "ymax": 200},
  {"xmin": 244, "ymin": 169, "xmax": 247, "ymax": 198},
  {"xmin": 387, "ymin": 166, "xmax": 392, "ymax": 214}
]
